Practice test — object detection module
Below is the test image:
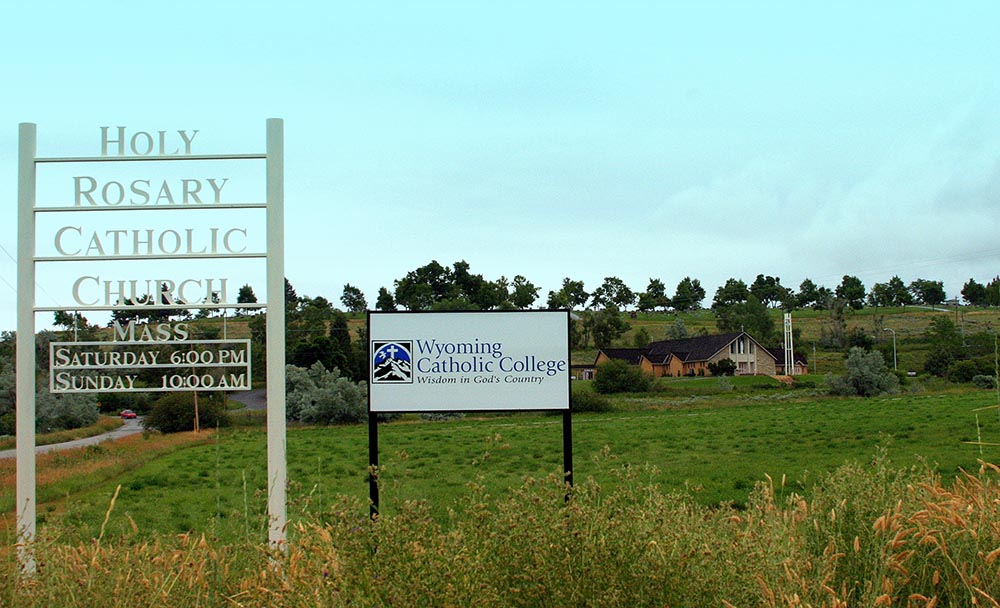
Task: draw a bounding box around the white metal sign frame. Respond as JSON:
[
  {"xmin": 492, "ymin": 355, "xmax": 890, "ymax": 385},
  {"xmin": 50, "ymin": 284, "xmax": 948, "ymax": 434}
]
[
  {"xmin": 49, "ymin": 338, "xmax": 252, "ymax": 394},
  {"xmin": 15, "ymin": 120, "xmax": 287, "ymax": 572}
]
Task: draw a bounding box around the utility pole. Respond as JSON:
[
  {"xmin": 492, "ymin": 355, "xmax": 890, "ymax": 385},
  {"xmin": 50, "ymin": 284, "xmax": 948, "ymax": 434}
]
[{"xmin": 883, "ymin": 327, "xmax": 897, "ymax": 371}]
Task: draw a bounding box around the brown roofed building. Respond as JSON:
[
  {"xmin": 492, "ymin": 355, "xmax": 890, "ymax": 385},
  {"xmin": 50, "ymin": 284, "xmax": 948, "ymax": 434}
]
[{"xmin": 595, "ymin": 331, "xmax": 782, "ymax": 377}]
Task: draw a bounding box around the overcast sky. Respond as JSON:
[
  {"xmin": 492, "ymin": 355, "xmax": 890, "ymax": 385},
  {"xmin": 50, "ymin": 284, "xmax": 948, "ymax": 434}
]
[{"xmin": 1, "ymin": 1, "xmax": 998, "ymax": 328}]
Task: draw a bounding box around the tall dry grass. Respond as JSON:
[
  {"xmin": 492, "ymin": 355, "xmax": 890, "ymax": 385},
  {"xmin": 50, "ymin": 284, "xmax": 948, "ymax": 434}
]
[
  {"xmin": 1, "ymin": 449, "xmax": 998, "ymax": 607},
  {"xmin": 0, "ymin": 430, "xmax": 218, "ymax": 521}
]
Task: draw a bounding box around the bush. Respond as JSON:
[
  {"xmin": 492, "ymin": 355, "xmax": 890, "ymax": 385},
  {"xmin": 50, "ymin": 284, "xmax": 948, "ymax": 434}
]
[
  {"xmin": 593, "ymin": 359, "xmax": 653, "ymax": 394},
  {"xmin": 96, "ymin": 392, "xmax": 153, "ymax": 415},
  {"xmin": 924, "ymin": 349, "xmax": 954, "ymax": 377},
  {"xmin": 286, "ymin": 362, "xmax": 367, "ymax": 425},
  {"xmin": 35, "ymin": 392, "xmax": 100, "ymax": 432},
  {"xmin": 827, "ymin": 347, "xmax": 899, "ymax": 397},
  {"xmin": 708, "ymin": 358, "xmax": 737, "ymax": 376},
  {"xmin": 947, "ymin": 356, "xmax": 995, "ymax": 383},
  {"xmin": 973, "ymin": 374, "xmax": 997, "ymax": 389},
  {"xmin": 421, "ymin": 412, "xmax": 466, "ymax": 421},
  {"xmin": 1, "ymin": 358, "xmax": 99, "ymax": 433},
  {"xmin": 143, "ymin": 392, "xmax": 230, "ymax": 433},
  {"xmin": 570, "ymin": 388, "xmax": 613, "ymax": 412}
]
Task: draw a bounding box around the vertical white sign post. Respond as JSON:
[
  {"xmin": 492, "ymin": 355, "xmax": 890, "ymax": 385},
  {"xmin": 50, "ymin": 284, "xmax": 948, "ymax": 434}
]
[
  {"xmin": 15, "ymin": 120, "xmax": 287, "ymax": 572},
  {"xmin": 265, "ymin": 119, "xmax": 287, "ymax": 549},
  {"xmin": 16, "ymin": 124, "xmax": 37, "ymax": 573}
]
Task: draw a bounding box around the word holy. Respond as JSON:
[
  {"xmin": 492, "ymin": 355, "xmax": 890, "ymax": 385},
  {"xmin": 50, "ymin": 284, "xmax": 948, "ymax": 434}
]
[
  {"xmin": 54, "ymin": 226, "xmax": 247, "ymax": 257},
  {"xmin": 101, "ymin": 127, "xmax": 199, "ymax": 157}
]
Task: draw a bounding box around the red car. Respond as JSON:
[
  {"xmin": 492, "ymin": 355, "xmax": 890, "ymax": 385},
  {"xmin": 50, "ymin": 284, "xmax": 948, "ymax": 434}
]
[{"xmin": 120, "ymin": 409, "xmax": 137, "ymax": 419}]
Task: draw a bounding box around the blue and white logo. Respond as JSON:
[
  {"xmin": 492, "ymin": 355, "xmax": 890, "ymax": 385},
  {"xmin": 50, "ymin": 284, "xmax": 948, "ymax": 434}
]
[{"xmin": 371, "ymin": 341, "xmax": 413, "ymax": 384}]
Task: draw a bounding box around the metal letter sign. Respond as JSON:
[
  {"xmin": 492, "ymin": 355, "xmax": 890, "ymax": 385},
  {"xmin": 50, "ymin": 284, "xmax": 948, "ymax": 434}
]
[{"xmin": 15, "ymin": 120, "xmax": 286, "ymax": 572}]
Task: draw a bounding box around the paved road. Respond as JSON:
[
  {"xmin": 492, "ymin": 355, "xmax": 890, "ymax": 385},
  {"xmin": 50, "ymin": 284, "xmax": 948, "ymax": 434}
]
[
  {"xmin": 0, "ymin": 417, "xmax": 145, "ymax": 459},
  {"xmin": 229, "ymin": 389, "xmax": 266, "ymax": 410},
  {"xmin": 0, "ymin": 389, "xmax": 267, "ymax": 460}
]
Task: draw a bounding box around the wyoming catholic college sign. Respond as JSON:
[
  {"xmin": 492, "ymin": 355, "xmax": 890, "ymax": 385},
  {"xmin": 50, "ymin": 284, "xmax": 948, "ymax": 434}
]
[
  {"xmin": 368, "ymin": 311, "xmax": 571, "ymax": 412},
  {"xmin": 15, "ymin": 121, "xmax": 287, "ymax": 571},
  {"xmin": 366, "ymin": 310, "xmax": 573, "ymax": 516}
]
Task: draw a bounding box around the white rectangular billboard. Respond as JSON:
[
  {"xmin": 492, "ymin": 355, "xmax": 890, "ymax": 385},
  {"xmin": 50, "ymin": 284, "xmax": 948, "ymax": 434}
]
[{"xmin": 368, "ymin": 311, "xmax": 570, "ymax": 412}]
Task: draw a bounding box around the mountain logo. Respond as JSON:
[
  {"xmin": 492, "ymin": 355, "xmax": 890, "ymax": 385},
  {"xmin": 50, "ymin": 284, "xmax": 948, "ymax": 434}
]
[{"xmin": 371, "ymin": 341, "xmax": 413, "ymax": 384}]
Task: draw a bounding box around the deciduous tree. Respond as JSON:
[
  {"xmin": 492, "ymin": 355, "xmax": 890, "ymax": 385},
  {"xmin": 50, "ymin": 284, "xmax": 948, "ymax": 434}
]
[
  {"xmin": 835, "ymin": 275, "xmax": 866, "ymax": 310},
  {"xmin": 749, "ymin": 274, "xmax": 789, "ymax": 309},
  {"xmin": 962, "ymin": 278, "xmax": 988, "ymax": 306},
  {"xmin": 796, "ymin": 278, "xmax": 821, "ymax": 309},
  {"xmin": 714, "ymin": 295, "xmax": 777, "ymax": 346},
  {"xmin": 909, "ymin": 278, "xmax": 946, "ymax": 306},
  {"xmin": 712, "ymin": 278, "xmax": 749, "ymax": 309},
  {"xmin": 547, "ymin": 278, "xmax": 589, "ymax": 310},
  {"xmin": 375, "ymin": 287, "xmax": 397, "ymax": 311},
  {"xmin": 590, "ymin": 277, "xmax": 636, "ymax": 310},
  {"xmin": 887, "ymin": 276, "xmax": 912, "ymax": 306},
  {"xmin": 672, "ymin": 277, "xmax": 705, "ymax": 311},
  {"xmin": 587, "ymin": 306, "xmax": 632, "ymax": 349},
  {"xmin": 340, "ymin": 284, "xmax": 367, "ymax": 313},
  {"xmin": 510, "ymin": 275, "xmax": 539, "ymax": 309},
  {"xmin": 638, "ymin": 278, "xmax": 669, "ymax": 312}
]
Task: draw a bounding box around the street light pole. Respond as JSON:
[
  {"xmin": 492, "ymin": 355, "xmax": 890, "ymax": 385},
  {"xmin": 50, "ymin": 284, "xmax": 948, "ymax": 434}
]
[{"xmin": 883, "ymin": 327, "xmax": 897, "ymax": 371}]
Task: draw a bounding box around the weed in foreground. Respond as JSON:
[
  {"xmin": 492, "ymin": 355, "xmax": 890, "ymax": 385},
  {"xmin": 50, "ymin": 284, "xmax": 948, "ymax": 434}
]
[{"xmin": 1, "ymin": 452, "xmax": 999, "ymax": 607}]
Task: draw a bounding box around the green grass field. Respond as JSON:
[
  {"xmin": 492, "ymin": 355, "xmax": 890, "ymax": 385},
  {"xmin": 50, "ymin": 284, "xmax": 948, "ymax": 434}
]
[{"xmin": 30, "ymin": 380, "xmax": 1000, "ymax": 544}]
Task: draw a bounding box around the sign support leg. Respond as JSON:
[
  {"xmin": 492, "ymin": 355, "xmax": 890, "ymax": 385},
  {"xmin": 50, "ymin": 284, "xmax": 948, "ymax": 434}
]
[
  {"xmin": 265, "ymin": 118, "xmax": 287, "ymax": 550},
  {"xmin": 563, "ymin": 410, "xmax": 573, "ymax": 488},
  {"xmin": 369, "ymin": 416, "xmax": 379, "ymax": 518},
  {"xmin": 16, "ymin": 122, "xmax": 37, "ymax": 574}
]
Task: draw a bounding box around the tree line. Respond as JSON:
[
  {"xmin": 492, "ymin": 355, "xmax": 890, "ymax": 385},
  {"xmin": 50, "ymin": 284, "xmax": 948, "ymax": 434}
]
[{"xmin": 338, "ymin": 261, "xmax": 992, "ymax": 315}]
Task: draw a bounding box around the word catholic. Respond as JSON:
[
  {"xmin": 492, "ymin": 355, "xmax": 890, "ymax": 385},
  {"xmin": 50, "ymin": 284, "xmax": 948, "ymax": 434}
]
[{"xmin": 59, "ymin": 127, "xmax": 244, "ymax": 308}]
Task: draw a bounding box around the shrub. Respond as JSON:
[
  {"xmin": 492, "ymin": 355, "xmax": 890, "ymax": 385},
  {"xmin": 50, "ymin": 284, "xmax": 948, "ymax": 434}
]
[
  {"xmin": 286, "ymin": 362, "xmax": 367, "ymax": 425},
  {"xmin": 96, "ymin": 392, "xmax": 153, "ymax": 415},
  {"xmin": 1, "ymin": 357, "xmax": 99, "ymax": 432},
  {"xmin": 570, "ymin": 387, "xmax": 613, "ymax": 412},
  {"xmin": 973, "ymin": 374, "xmax": 997, "ymax": 389},
  {"xmin": 35, "ymin": 392, "xmax": 100, "ymax": 432},
  {"xmin": 593, "ymin": 359, "xmax": 653, "ymax": 394},
  {"xmin": 143, "ymin": 392, "xmax": 230, "ymax": 433},
  {"xmin": 924, "ymin": 349, "xmax": 954, "ymax": 377},
  {"xmin": 947, "ymin": 356, "xmax": 995, "ymax": 383},
  {"xmin": 421, "ymin": 412, "xmax": 466, "ymax": 421},
  {"xmin": 708, "ymin": 357, "xmax": 737, "ymax": 376},
  {"xmin": 827, "ymin": 347, "xmax": 899, "ymax": 397}
]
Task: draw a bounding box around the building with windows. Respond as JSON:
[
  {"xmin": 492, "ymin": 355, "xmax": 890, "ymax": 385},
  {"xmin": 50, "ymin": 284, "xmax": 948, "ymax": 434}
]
[{"xmin": 592, "ymin": 331, "xmax": 804, "ymax": 377}]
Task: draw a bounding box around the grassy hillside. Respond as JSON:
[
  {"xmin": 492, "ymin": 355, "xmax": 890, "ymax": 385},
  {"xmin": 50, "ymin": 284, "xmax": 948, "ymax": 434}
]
[
  {"xmin": 599, "ymin": 305, "xmax": 999, "ymax": 374},
  {"xmin": 71, "ymin": 305, "xmax": 994, "ymax": 375}
]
